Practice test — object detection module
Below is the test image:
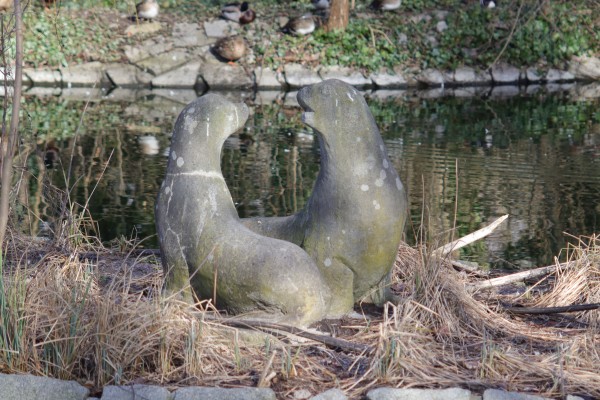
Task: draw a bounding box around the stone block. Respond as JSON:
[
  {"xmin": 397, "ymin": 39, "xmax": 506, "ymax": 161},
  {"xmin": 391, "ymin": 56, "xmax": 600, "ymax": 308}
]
[
  {"xmin": 569, "ymin": 55, "xmax": 600, "ymax": 80},
  {"xmin": 416, "ymin": 68, "xmax": 445, "ymax": 86},
  {"xmin": 24, "ymin": 68, "xmax": 61, "ymax": 86},
  {"xmin": 546, "ymin": 68, "xmax": 575, "ymax": 82},
  {"xmin": 172, "ymin": 22, "xmax": 214, "ymax": 47},
  {"xmin": 483, "ymin": 389, "xmax": 549, "ymax": 400},
  {"xmin": 310, "ymin": 388, "xmax": 348, "ymax": 400},
  {"xmin": 152, "ymin": 61, "xmax": 201, "ymax": 88},
  {"xmin": 525, "ymin": 68, "xmax": 543, "ymax": 82},
  {"xmin": 136, "ymin": 50, "xmax": 192, "ymax": 76},
  {"xmin": 367, "ymin": 387, "xmax": 479, "ymax": 400},
  {"xmin": 101, "ymin": 384, "xmax": 171, "ymax": 400},
  {"xmin": 490, "ymin": 63, "xmax": 521, "ymax": 84},
  {"xmin": 124, "ymin": 38, "xmax": 174, "ymax": 64},
  {"xmin": 61, "ymin": 61, "xmax": 104, "ymax": 87},
  {"xmin": 125, "ymin": 21, "xmax": 163, "ymax": 36},
  {"xmin": 105, "ymin": 64, "xmax": 154, "ymax": 87},
  {"xmin": 172, "ymin": 386, "xmax": 276, "ymax": 400},
  {"xmin": 370, "ymin": 70, "xmax": 408, "ymax": 88},
  {"xmin": 284, "ymin": 63, "xmax": 322, "ymax": 88},
  {"xmin": 318, "ymin": 66, "xmax": 372, "ymax": 88},
  {"xmin": 203, "ymin": 19, "xmax": 238, "ymax": 38},
  {"xmin": 199, "ymin": 63, "xmax": 253, "ymax": 89},
  {"xmin": 0, "ymin": 373, "xmax": 89, "ymax": 400},
  {"xmin": 254, "ymin": 67, "xmax": 285, "ymax": 89}
]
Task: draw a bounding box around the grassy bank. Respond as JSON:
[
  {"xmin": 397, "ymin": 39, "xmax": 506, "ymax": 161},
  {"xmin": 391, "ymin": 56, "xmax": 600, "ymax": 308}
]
[
  {"xmin": 1, "ymin": 215, "xmax": 599, "ymax": 398},
  {"xmin": 7, "ymin": 0, "xmax": 600, "ymax": 73}
]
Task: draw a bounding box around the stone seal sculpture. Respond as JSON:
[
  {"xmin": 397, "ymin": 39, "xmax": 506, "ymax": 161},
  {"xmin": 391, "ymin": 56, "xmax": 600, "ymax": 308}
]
[
  {"xmin": 155, "ymin": 93, "xmax": 332, "ymax": 326},
  {"xmin": 243, "ymin": 79, "xmax": 408, "ymax": 316}
]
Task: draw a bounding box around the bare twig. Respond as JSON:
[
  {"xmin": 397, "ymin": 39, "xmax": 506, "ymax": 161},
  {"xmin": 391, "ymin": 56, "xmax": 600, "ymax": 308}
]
[
  {"xmin": 433, "ymin": 214, "xmax": 508, "ymax": 257},
  {"xmin": 503, "ymin": 303, "xmax": 600, "ymax": 315},
  {"xmin": 469, "ymin": 261, "xmax": 576, "ymax": 291}
]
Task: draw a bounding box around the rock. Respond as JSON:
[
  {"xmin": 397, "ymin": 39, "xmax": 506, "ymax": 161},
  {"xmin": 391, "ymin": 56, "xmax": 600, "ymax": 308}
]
[
  {"xmin": 318, "ymin": 66, "xmax": 372, "ymax": 88},
  {"xmin": 254, "ymin": 67, "xmax": 286, "ymax": 89},
  {"xmin": 124, "ymin": 21, "xmax": 163, "ymax": 36},
  {"xmin": 436, "ymin": 20, "xmax": 448, "ymax": 33},
  {"xmin": 61, "ymin": 61, "xmax": 105, "ymax": 87},
  {"xmin": 0, "ymin": 373, "xmax": 88, "ymax": 400},
  {"xmin": 152, "ymin": 61, "xmax": 201, "ymax": 88},
  {"xmin": 525, "ymin": 68, "xmax": 543, "ymax": 82},
  {"xmin": 370, "ymin": 70, "xmax": 408, "ymax": 88},
  {"xmin": 173, "ymin": 387, "xmax": 276, "ymax": 400},
  {"xmin": 243, "ymin": 80, "xmax": 408, "ymax": 315},
  {"xmin": 482, "ymin": 389, "xmax": 549, "ymax": 400},
  {"xmin": 565, "ymin": 396, "xmax": 585, "ymax": 400},
  {"xmin": 490, "ymin": 63, "xmax": 521, "ymax": 84},
  {"xmin": 101, "ymin": 384, "xmax": 170, "ymax": 400},
  {"xmin": 453, "ymin": 67, "xmax": 477, "ymax": 84},
  {"xmin": 417, "ymin": 68, "xmax": 445, "ymax": 86},
  {"xmin": 570, "ymin": 82, "xmax": 600, "ymax": 99},
  {"xmin": 203, "ymin": 19, "xmax": 238, "ymax": 38},
  {"xmin": 136, "ymin": 50, "xmax": 192, "ymax": 76},
  {"xmin": 200, "ymin": 63, "xmax": 253, "ymax": 89},
  {"xmin": 155, "ymin": 94, "xmax": 332, "ymax": 326},
  {"xmin": 545, "ymin": 68, "xmax": 575, "ymax": 82},
  {"xmin": 24, "ymin": 68, "xmax": 61, "ymax": 86},
  {"xmin": 105, "ymin": 64, "xmax": 154, "ymax": 87},
  {"xmin": 310, "ymin": 388, "xmax": 348, "ymax": 400},
  {"xmin": 172, "ymin": 22, "xmax": 214, "ymax": 47},
  {"xmin": 569, "ymin": 55, "xmax": 600, "ymax": 80},
  {"xmin": 366, "ymin": 387, "xmax": 478, "ymax": 400},
  {"xmin": 124, "ymin": 38, "xmax": 174, "ymax": 64},
  {"xmin": 284, "ymin": 63, "xmax": 322, "ymax": 88},
  {"xmin": 293, "ymin": 389, "xmax": 312, "ymax": 399}
]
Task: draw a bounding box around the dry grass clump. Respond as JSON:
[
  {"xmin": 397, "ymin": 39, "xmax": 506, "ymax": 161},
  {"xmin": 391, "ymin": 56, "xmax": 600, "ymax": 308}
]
[{"xmin": 1, "ymin": 229, "xmax": 599, "ymax": 398}]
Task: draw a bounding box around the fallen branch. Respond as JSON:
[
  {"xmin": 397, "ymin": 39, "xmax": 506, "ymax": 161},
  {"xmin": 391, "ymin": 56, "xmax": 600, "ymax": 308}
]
[
  {"xmin": 503, "ymin": 303, "xmax": 600, "ymax": 315},
  {"xmin": 468, "ymin": 261, "xmax": 576, "ymax": 291},
  {"xmin": 433, "ymin": 214, "xmax": 508, "ymax": 257}
]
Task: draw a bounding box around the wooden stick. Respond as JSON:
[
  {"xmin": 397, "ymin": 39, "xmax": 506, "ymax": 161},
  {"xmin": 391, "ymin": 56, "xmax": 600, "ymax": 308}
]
[
  {"xmin": 433, "ymin": 214, "xmax": 509, "ymax": 257},
  {"xmin": 503, "ymin": 303, "xmax": 600, "ymax": 315},
  {"xmin": 468, "ymin": 261, "xmax": 576, "ymax": 291}
]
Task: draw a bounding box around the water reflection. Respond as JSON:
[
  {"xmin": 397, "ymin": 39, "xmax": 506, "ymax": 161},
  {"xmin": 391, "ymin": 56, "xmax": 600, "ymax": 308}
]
[{"xmin": 10, "ymin": 83, "xmax": 600, "ymax": 269}]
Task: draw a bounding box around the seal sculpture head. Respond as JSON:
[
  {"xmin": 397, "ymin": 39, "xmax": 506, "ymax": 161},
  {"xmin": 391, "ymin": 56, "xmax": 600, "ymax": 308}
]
[{"xmin": 156, "ymin": 93, "xmax": 332, "ymax": 327}]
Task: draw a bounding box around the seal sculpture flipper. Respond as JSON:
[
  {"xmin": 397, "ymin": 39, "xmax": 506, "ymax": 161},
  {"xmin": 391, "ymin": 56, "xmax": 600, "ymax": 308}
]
[
  {"xmin": 156, "ymin": 94, "xmax": 332, "ymax": 327},
  {"xmin": 243, "ymin": 79, "xmax": 408, "ymax": 316}
]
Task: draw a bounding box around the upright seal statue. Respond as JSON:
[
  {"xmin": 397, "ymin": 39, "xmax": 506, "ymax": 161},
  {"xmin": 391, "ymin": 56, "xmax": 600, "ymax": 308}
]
[
  {"xmin": 156, "ymin": 94, "xmax": 331, "ymax": 326},
  {"xmin": 243, "ymin": 80, "xmax": 408, "ymax": 316}
]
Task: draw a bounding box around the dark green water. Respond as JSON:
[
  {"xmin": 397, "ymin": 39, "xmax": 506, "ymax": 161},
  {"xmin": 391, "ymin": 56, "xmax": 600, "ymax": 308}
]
[{"xmin": 16, "ymin": 84, "xmax": 600, "ymax": 269}]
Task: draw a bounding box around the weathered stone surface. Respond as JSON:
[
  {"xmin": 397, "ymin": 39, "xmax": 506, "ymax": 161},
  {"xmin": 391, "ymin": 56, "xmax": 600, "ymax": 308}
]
[
  {"xmin": 254, "ymin": 67, "xmax": 285, "ymax": 89},
  {"xmin": 318, "ymin": 66, "xmax": 372, "ymax": 88},
  {"xmin": 243, "ymin": 80, "xmax": 408, "ymax": 315},
  {"xmin": 569, "ymin": 55, "xmax": 600, "ymax": 80},
  {"xmin": 61, "ymin": 62, "xmax": 105, "ymax": 87},
  {"xmin": 173, "ymin": 387, "xmax": 276, "ymax": 400},
  {"xmin": 490, "ymin": 63, "xmax": 521, "ymax": 83},
  {"xmin": 284, "ymin": 63, "xmax": 322, "ymax": 88},
  {"xmin": 125, "ymin": 21, "xmax": 163, "ymax": 36},
  {"xmin": 0, "ymin": 373, "xmax": 88, "ymax": 400},
  {"xmin": 370, "ymin": 70, "xmax": 408, "ymax": 88},
  {"xmin": 152, "ymin": 61, "xmax": 201, "ymax": 88},
  {"xmin": 101, "ymin": 384, "xmax": 170, "ymax": 400},
  {"xmin": 203, "ymin": 19, "xmax": 238, "ymax": 38},
  {"xmin": 136, "ymin": 50, "xmax": 192, "ymax": 76},
  {"xmin": 200, "ymin": 63, "xmax": 253, "ymax": 89},
  {"xmin": 124, "ymin": 38, "xmax": 174, "ymax": 64},
  {"xmin": 417, "ymin": 68, "xmax": 445, "ymax": 86},
  {"xmin": 156, "ymin": 94, "xmax": 331, "ymax": 326},
  {"xmin": 526, "ymin": 67, "xmax": 543, "ymax": 82},
  {"xmin": 453, "ymin": 67, "xmax": 491, "ymax": 85},
  {"xmin": 105, "ymin": 64, "xmax": 154, "ymax": 87},
  {"xmin": 24, "ymin": 68, "xmax": 61, "ymax": 85},
  {"xmin": 172, "ymin": 22, "xmax": 214, "ymax": 47},
  {"xmin": 367, "ymin": 387, "xmax": 478, "ymax": 400},
  {"xmin": 482, "ymin": 389, "xmax": 548, "ymax": 400},
  {"xmin": 545, "ymin": 68, "xmax": 575, "ymax": 82},
  {"xmin": 310, "ymin": 388, "xmax": 348, "ymax": 400}
]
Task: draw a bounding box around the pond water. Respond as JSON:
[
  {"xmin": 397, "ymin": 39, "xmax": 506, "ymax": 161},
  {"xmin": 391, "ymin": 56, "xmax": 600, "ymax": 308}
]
[{"xmin": 13, "ymin": 83, "xmax": 600, "ymax": 270}]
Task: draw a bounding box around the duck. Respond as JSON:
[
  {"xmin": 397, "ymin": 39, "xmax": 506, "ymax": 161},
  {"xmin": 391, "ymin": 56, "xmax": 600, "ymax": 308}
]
[
  {"xmin": 369, "ymin": 0, "xmax": 401, "ymax": 11},
  {"xmin": 311, "ymin": 0, "xmax": 330, "ymax": 10},
  {"xmin": 282, "ymin": 14, "xmax": 317, "ymax": 36},
  {"xmin": 212, "ymin": 35, "xmax": 246, "ymax": 62},
  {"xmin": 480, "ymin": 0, "xmax": 496, "ymax": 8},
  {"xmin": 135, "ymin": 0, "xmax": 159, "ymax": 21},
  {"xmin": 220, "ymin": 2, "xmax": 256, "ymax": 25}
]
